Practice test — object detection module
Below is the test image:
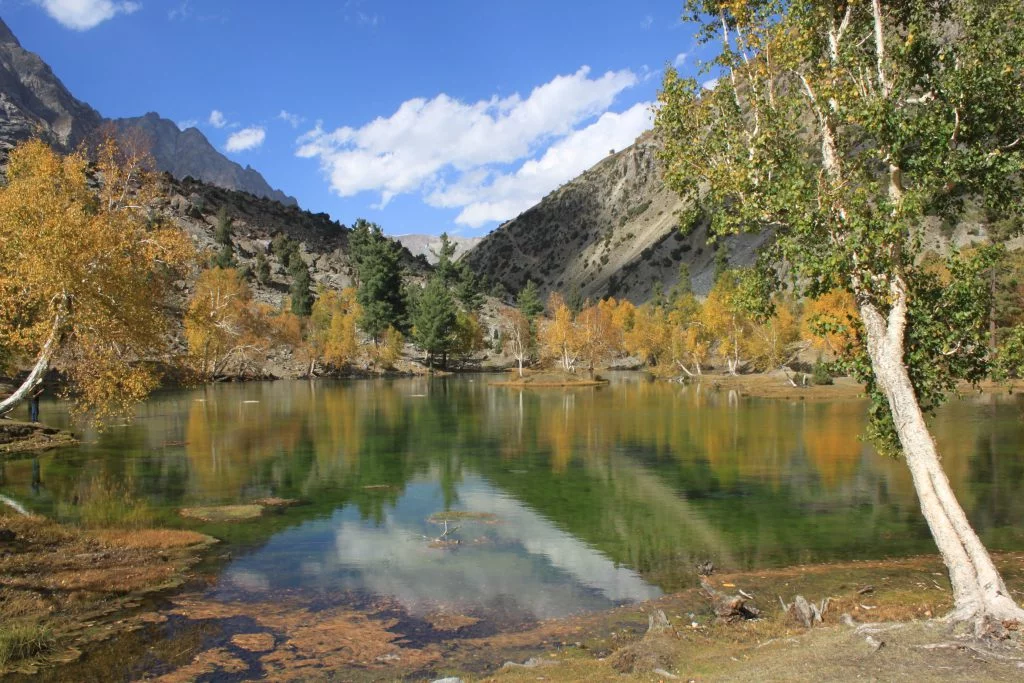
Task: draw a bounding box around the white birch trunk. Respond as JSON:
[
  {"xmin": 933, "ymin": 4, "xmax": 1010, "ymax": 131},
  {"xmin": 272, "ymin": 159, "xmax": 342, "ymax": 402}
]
[
  {"xmin": 861, "ymin": 296, "xmax": 1024, "ymax": 630},
  {"xmin": 0, "ymin": 306, "xmax": 64, "ymax": 417}
]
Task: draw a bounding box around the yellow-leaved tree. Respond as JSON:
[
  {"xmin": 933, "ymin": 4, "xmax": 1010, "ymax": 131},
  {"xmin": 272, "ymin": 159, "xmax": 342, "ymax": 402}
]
[
  {"xmin": 184, "ymin": 268, "xmax": 264, "ymax": 378},
  {"xmin": 309, "ymin": 287, "xmax": 362, "ymax": 373},
  {"xmin": 801, "ymin": 289, "xmax": 859, "ymax": 358},
  {"xmin": 624, "ymin": 304, "xmax": 671, "ymax": 368},
  {"xmin": 0, "ymin": 138, "xmax": 194, "ymax": 421},
  {"xmin": 667, "ymin": 293, "xmax": 710, "ymax": 377},
  {"xmin": 539, "ymin": 293, "xmax": 579, "ymax": 372}
]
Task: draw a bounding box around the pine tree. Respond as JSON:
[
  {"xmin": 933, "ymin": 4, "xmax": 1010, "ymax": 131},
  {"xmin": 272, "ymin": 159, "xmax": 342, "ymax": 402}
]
[
  {"xmin": 567, "ymin": 283, "xmax": 584, "ymax": 315},
  {"xmin": 412, "ymin": 275, "xmax": 457, "ymax": 369},
  {"xmin": 454, "ymin": 262, "xmax": 484, "ymax": 313},
  {"xmin": 254, "ymin": 253, "xmax": 271, "ymax": 285},
  {"xmin": 289, "ymin": 256, "xmax": 313, "ymax": 316},
  {"xmin": 433, "ymin": 232, "xmax": 459, "ymax": 287},
  {"xmin": 352, "ymin": 221, "xmax": 407, "ymax": 342},
  {"xmin": 212, "ymin": 244, "xmax": 236, "ymax": 269},
  {"xmin": 516, "ymin": 280, "xmax": 543, "ymax": 319},
  {"xmin": 215, "ymin": 206, "xmax": 233, "ymax": 246}
]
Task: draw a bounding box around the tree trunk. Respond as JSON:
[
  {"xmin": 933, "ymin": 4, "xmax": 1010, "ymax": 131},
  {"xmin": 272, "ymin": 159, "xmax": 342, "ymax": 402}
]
[
  {"xmin": 0, "ymin": 308, "xmax": 64, "ymax": 417},
  {"xmin": 860, "ymin": 297, "xmax": 1024, "ymax": 630}
]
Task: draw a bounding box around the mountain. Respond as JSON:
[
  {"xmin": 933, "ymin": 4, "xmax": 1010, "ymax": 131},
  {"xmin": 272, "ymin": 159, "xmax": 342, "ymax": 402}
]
[
  {"xmin": 0, "ymin": 18, "xmax": 294, "ymax": 206},
  {"xmin": 462, "ymin": 131, "xmax": 769, "ymax": 302},
  {"xmin": 0, "ymin": 17, "xmax": 101, "ymax": 154},
  {"xmin": 395, "ymin": 234, "xmax": 483, "ymax": 264},
  {"xmin": 111, "ymin": 113, "xmax": 296, "ymax": 206}
]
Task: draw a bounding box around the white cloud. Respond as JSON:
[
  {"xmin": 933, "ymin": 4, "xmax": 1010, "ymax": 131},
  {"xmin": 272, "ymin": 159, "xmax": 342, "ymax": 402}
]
[
  {"xmin": 297, "ymin": 66, "xmax": 639, "ymax": 213},
  {"xmin": 701, "ymin": 77, "xmax": 720, "ymax": 90},
  {"xmin": 177, "ymin": 119, "xmax": 198, "ymax": 131},
  {"xmin": 640, "ymin": 15, "xmax": 653, "ymax": 30},
  {"xmin": 208, "ymin": 110, "xmax": 228, "ymax": 129},
  {"xmin": 674, "ymin": 51, "xmax": 690, "ymax": 68},
  {"xmin": 428, "ymin": 102, "xmax": 653, "ymax": 227},
  {"xmin": 225, "ymin": 126, "xmax": 266, "ymax": 152},
  {"xmin": 278, "ymin": 110, "xmax": 304, "ymax": 128},
  {"xmin": 34, "ymin": 0, "xmax": 140, "ymax": 30}
]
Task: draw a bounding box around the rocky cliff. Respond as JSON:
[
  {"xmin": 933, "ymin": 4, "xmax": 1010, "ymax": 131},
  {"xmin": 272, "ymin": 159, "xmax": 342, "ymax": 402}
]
[{"xmin": 0, "ymin": 19, "xmax": 294, "ymax": 205}]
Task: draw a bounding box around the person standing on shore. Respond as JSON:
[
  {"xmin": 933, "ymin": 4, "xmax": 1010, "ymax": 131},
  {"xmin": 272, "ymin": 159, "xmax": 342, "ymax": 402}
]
[{"xmin": 28, "ymin": 385, "xmax": 42, "ymax": 423}]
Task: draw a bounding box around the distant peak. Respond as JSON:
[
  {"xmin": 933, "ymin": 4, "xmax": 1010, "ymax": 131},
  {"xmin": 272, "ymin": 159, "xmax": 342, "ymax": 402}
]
[{"xmin": 0, "ymin": 18, "xmax": 21, "ymax": 46}]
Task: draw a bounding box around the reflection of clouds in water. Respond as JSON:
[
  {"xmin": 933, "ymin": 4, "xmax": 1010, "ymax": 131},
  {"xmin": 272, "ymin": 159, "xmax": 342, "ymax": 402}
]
[
  {"xmin": 220, "ymin": 477, "xmax": 660, "ymax": 621},
  {"xmin": 459, "ymin": 488, "xmax": 661, "ymax": 603}
]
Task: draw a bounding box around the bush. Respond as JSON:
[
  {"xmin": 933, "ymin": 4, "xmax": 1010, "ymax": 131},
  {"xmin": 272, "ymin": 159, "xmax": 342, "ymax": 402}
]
[{"xmin": 811, "ymin": 359, "xmax": 834, "ymax": 386}]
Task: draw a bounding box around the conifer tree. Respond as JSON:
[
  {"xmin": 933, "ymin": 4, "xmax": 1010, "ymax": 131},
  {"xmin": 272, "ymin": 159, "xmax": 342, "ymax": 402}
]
[
  {"xmin": 214, "ymin": 206, "xmax": 233, "ymax": 246},
  {"xmin": 412, "ymin": 275, "xmax": 457, "ymax": 369},
  {"xmin": 351, "ymin": 220, "xmax": 407, "ymax": 342},
  {"xmin": 516, "ymin": 280, "xmax": 543, "ymax": 319}
]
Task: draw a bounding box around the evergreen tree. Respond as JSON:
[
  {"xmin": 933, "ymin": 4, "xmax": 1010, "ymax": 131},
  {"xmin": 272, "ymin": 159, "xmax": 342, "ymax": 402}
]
[
  {"xmin": 433, "ymin": 232, "xmax": 459, "ymax": 287},
  {"xmin": 669, "ymin": 263, "xmax": 692, "ymax": 305},
  {"xmin": 650, "ymin": 279, "xmax": 665, "ymax": 310},
  {"xmin": 254, "ymin": 253, "xmax": 271, "ymax": 285},
  {"xmin": 214, "ymin": 206, "xmax": 233, "ymax": 246},
  {"xmin": 212, "ymin": 244, "xmax": 236, "ymax": 269},
  {"xmin": 352, "ymin": 221, "xmax": 407, "ymax": 342},
  {"xmin": 454, "ymin": 262, "xmax": 484, "ymax": 313},
  {"xmin": 713, "ymin": 243, "xmax": 729, "ymax": 284},
  {"xmin": 412, "ymin": 275, "xmax": 457, "ymax": 369},
  {"xmin": 289, "ymin": 263, "xmax": 313, "ymax": 316},
  {"xmin": 567, "ymin": 283, "xmax": 584, "ymax": 315},
  {"xmin": 347, "ymin": 218, "xmax": 375, "ymax": 286},
  {"xmin": 516, "ymin": 280, "xmax": 543, "ymax": 319}
]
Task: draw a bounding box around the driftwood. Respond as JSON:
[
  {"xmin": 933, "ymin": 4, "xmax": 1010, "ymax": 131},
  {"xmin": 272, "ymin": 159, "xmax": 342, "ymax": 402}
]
[
  {"xmin": 701, "ymin": 578, "xmax": 761, "ymax": 622},
  {"xmin": 779, "ymin": 595, "xmax": 832, "ymax": 628}
]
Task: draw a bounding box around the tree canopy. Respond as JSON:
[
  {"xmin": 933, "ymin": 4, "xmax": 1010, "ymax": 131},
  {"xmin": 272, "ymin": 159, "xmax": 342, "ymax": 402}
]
[
  {"xmin": 656, "ymin": 0, "xmax": 1024, "ymax": 628},
  {"xmin": 0, "ymin": 138, "xmax": 194, "ymax": 420}
]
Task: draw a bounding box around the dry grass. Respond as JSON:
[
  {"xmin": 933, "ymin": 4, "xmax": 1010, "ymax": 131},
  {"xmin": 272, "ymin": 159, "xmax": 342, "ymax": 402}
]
[{"xmin": 0, "ymin": 510, "xmax": 214, "ymax": 674}]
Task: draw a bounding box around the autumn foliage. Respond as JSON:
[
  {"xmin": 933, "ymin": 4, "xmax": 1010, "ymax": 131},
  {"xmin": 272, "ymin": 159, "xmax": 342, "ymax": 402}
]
[{"xmin": 0, "ymin": 138, "xmax": 194, "ymax": 420}]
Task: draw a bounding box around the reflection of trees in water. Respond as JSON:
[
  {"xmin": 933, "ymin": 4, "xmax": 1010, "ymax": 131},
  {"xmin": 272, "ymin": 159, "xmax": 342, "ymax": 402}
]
[{"xmin": 9, "ymin": 379, "xmax": 1024, "ymax": 575}]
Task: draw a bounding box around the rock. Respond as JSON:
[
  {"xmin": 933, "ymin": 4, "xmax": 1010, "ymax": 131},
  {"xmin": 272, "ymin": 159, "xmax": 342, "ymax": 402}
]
[{"xmin": 431, "ymin": 678, "xmax": 464, "ymax": 683}]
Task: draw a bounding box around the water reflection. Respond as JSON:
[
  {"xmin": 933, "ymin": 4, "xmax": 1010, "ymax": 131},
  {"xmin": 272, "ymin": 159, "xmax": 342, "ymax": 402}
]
[
  {"xmin": 3, "ymin": 376, "xmax": 1024, "ymax": 617},
  {"xmin": 217, "ymin": 475, "xmax": 660, "ymax": 623}
]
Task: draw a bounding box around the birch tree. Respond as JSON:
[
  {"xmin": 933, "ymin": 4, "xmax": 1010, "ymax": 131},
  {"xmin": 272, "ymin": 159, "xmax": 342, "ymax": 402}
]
[
  {"xmin": 657, "ymin": 0, "xmax": 1024, "ymax": 630},
  {"xmin": 0, "ymin": 138, "xmax": 193, "ymax": 421}
]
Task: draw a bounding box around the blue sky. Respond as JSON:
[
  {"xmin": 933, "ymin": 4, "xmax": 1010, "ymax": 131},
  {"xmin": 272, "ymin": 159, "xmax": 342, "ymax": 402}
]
[{"xmin": 5, "ymin": 0, "xmax": 715, "ymax": 236}]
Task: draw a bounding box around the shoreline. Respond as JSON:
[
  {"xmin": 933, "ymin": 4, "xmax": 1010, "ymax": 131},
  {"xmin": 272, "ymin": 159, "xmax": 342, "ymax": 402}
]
[{"xmin": 4, "ymin": 517, "xmax": 1019, "ymax": 680}]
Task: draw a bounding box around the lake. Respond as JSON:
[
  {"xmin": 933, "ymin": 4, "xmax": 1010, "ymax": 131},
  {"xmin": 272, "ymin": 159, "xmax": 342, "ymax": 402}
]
[{"xmin": 3, "ymin": 374, "xmax": 1023, "ymax": 632}]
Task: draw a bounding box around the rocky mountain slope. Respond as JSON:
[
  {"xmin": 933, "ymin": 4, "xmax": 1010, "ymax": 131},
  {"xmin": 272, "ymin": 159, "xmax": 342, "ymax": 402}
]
[
  {"xmin": 463, "ymin": 130, "xmax": 1015, "ymax": 304},
  {"xmin": 395, "ymin": 234, "xmax": 482, "ymax": 264},
  {"xmin": 462, "ymin": 132, "xmax": 770, "ymax": 303},
  {"xmin": 159, "ymin": 175, "xmax": 425, "ymax": 305},
  {"xmin": 0, "ymin": 18, "xmax": 294, "ymax": 205}
]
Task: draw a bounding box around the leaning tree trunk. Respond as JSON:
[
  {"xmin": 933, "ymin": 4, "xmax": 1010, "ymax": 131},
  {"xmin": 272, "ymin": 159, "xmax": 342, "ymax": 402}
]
[
  {"xmin": 861, "ymin": 296, "xmax": 1024, "ymax": 631},
  {"xmin": 0, "ymin": 308, "xmax": 64, "ymax": 417}
]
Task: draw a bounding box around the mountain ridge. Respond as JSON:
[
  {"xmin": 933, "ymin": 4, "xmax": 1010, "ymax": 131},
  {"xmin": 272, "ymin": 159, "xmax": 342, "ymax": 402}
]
[{"xmin": 0, "ymin": 18, "xmax": 295, "ymax": 206}]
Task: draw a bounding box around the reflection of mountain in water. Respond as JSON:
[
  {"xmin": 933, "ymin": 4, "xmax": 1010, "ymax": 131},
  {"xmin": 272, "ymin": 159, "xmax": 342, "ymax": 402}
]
[{"xmin": 217, "ymin": 476, "xmax": 660, "ymax": 622}]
